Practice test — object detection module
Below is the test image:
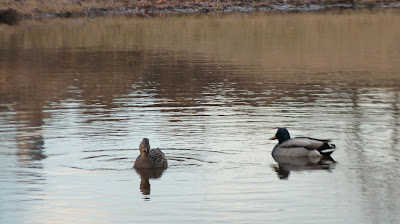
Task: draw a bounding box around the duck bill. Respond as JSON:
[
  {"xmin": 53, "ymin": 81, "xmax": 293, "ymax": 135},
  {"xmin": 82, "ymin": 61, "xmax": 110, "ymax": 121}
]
[{"xmin": 269, "ymin": 135, "xmax": 276, "ymax": 140}]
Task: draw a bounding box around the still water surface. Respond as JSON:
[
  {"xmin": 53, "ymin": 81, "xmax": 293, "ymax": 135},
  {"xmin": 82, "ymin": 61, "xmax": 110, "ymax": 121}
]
[{"xmin": 1, "ymin": 10, "xmax": 400, "ymax": 223}]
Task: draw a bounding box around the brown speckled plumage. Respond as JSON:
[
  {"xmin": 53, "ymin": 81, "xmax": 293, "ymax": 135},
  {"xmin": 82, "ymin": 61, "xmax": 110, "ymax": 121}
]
[{"xmin": 133, "ymin": 138, "xmax": 168, "ymax": 169}]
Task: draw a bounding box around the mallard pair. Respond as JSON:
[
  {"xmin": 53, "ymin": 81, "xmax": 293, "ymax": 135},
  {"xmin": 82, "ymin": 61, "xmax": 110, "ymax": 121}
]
[
  {"xmin": 269, "ymin": 128, "xmax": 336, "ymax": 157},
  {"xmin": 134, "ymin": 128, "xmax": 336, "ymax": 169}
]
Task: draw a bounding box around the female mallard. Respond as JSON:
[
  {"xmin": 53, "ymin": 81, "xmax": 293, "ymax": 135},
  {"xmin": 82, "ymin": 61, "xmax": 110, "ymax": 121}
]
[
  {"xmin": 269, "ymin": 128, "xmax": 336, "ymax": 157},
  {"xmin": 133, "ymin": 138, "xmax": 168, "ymax": 169}
]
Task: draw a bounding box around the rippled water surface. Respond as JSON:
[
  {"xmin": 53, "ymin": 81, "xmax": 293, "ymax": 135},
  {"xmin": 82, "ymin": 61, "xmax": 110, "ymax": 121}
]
[{"xmin": 1, "ymin": 10, "xmax": 400, "ymax": 223}]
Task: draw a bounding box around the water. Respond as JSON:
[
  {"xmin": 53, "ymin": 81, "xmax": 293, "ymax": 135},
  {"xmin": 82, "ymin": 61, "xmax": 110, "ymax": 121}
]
[{"xmin": 1, "ymin": 10, "xmax": 400, "ymax": 223}]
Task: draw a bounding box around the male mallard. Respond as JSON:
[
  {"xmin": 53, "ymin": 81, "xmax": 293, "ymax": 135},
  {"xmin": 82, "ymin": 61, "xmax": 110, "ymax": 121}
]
[
  {"xmin": 133, "ymin": 138, "xmax": 168, "ymax": 169},
  {"xmin": 269, "ymin": 128, "xmax": 336, "ymax": 157}
]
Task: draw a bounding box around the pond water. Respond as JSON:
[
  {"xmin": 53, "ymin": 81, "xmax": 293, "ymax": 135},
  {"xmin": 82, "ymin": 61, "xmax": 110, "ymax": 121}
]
[{"xmin": 1, "ymin": 10, "xmax": 400, "ymax": 223}]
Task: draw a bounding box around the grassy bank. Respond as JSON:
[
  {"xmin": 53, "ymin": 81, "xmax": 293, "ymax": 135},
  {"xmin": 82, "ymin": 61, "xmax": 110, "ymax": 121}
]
[{"xmin": 1, "ymin": 0, "xmax": 400, "ymax": 24}]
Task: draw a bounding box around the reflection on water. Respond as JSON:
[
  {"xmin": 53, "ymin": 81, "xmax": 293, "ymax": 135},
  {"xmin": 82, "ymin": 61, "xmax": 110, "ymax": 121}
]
[
  {"xmin": 134, "ymin": 168, "xmax": 166, "ymax": 199},
  {"xmin": 272, "ymin": 155, "xmax": 336, "ymax": 180},
  {"xmin": 0, "ymin": 9, "xmax": 400, "ymax": 223}
]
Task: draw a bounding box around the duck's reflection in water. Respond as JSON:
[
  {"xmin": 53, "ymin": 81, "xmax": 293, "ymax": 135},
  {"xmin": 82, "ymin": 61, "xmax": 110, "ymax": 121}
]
[
  {"xmin": 272, "ymin": 155, "xmax": 336, "ymax": 180},
  {"xmin": 134, "ymin": 168, "xmax": 166, "ymax": 199}
]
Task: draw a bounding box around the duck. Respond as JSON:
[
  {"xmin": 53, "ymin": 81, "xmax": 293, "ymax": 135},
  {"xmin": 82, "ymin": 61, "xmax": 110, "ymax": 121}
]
[
  {"xmin": 133, "ymin": 138, "xmax": 168, "ymax": 169},
  {"xmin": 269, "ymin": 128, "xmax": 336, "ymax": 157}
]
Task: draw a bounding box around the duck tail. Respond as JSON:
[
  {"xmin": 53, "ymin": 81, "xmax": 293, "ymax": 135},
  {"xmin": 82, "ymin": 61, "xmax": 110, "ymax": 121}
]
[{"xmin": 317, "ymin": 143, "xmax": 336, "ymax": 156}]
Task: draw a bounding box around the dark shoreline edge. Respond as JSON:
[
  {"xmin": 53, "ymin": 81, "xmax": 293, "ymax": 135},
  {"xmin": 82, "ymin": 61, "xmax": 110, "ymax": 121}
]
[
  {"xmin": 33, "ymin": 2, "xmax": 400, "ymax": 19},
  {"xmin": 1, "ymin": 2, "xmax": 400, "ymax": 25}
]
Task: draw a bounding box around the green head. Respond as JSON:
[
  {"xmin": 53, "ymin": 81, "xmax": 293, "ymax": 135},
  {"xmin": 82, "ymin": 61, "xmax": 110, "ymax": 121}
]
[{"xmin": 269, "ymin": 128, "xmax": 291, "ymax": 144}]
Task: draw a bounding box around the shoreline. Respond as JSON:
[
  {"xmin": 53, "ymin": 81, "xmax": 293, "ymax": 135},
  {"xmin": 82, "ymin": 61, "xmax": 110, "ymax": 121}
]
[{"xmin": 1, "ymin": 0, "xmax": 400, "ymax": 25}]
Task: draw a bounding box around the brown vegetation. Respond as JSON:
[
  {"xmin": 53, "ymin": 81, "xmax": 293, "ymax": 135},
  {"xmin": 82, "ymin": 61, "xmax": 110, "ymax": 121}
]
[{"xmin": 0, "ymin": 0, "xmax": 399, "ymax": 21}]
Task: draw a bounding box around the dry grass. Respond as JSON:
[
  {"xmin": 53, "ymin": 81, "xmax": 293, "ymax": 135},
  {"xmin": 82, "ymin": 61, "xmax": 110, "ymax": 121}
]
[
  {"xmin": 0, "ymin": 0, "xmax": 399, "ymax": 17},
  {"xmin": 1, "ymin": 0, "xmax": 126, "ymax": 16}
]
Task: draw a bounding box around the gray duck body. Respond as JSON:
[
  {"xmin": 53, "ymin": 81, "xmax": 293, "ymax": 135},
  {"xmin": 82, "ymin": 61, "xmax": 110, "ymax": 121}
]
[{"xmin": 270, "ymin": 128, "xmax": 336, "ymax": 157}]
